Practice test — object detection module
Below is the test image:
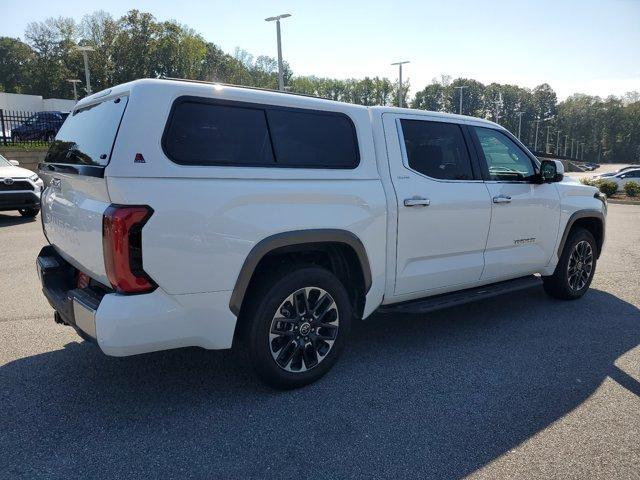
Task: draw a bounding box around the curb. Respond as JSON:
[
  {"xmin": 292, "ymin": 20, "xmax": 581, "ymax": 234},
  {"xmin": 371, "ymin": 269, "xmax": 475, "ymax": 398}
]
[{"xmin": 608, "ymin": 198, "xmax": 640, "ymax": 205}]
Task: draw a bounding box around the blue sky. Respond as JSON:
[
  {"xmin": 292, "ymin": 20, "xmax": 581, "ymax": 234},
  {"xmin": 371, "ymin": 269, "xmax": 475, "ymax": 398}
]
[{"xmin": 3, "ymin": 0, "xmax": 639, "ymax": 99}]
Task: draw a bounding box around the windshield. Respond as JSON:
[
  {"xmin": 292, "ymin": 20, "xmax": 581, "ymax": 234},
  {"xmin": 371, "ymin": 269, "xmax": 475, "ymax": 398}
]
[
  {"xmin": 0, "ymin": 154, "xmax": 11, "ymax": 167},
  {"xmin": 44, "ymin": 96, "xmax": 128, "ymax": 167}
]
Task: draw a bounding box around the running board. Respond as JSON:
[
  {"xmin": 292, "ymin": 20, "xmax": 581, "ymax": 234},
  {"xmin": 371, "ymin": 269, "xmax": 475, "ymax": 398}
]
[{"xmin": 377, "ymin": 275, "xmax": 542, "ymax": 315}]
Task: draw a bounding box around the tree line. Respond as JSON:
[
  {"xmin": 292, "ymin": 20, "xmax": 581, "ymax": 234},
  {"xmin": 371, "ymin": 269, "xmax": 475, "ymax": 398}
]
[{"xmin": 0, "ymin": 9, "xmax": 638, "ymax": 163}]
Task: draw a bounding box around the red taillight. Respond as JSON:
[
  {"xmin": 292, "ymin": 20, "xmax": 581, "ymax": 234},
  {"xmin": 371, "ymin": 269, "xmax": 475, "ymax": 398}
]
[{"xmin": 102, "ymin": 205, "xmax": 156, "ymax": 294}]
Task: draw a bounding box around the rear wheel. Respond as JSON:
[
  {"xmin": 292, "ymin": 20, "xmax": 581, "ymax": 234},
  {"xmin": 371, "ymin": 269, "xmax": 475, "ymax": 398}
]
[
  {"xmin": 241, "ymin": 266, "xmax": 351, "ymax": 389},
  {"xmin": 18, "ymin": 208, "xmax": 39, "ymax": 218},
  {"xmin": 543, "ymin": 228, "xmax": 597, "ymax": 300}
]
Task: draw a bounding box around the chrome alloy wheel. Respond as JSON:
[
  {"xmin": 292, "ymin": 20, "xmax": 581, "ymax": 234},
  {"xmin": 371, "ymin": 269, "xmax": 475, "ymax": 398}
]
[
  {"xmin": 567, "ymin": 240, "xmax": 594, "ymax": 291},
  {"xmin": 268, "ymin": 287, "xmax": 339, "ymax": 373}
]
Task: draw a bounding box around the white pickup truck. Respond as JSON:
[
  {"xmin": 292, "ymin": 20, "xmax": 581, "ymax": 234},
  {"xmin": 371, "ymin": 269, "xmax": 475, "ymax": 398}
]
[{"xmin": 37, "ymin": 78, "xmax": 606, "ymax": 388}]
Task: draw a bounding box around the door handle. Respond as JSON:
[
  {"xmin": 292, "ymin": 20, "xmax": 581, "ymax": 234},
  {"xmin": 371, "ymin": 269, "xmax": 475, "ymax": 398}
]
[
  {"xmin": 493, "ymin": 195, "xmax": 512, "ymax": 204},
  {"xmin": 404, "ymin": 196, "xmax": 430, "ymax": 207}
]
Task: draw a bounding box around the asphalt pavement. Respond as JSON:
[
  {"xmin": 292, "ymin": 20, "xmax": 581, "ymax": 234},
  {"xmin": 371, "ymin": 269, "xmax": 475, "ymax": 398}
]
[{"xmin": 1, "ymin": 205, "xmax": 639, "ymax": 479}]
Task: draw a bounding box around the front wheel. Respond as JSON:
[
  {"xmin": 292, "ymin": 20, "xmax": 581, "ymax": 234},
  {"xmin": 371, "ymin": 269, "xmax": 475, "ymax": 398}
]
[
  {"xmin": 242, "ymin": 266, "xmax": 352, "ymax": 389},
  {"xmin": 543, "ymin": 227, "xmax": 597, "ymax": 300},
  {"xmin": 18, "ymin": 208, "xmax": 39, "ymax": 218}
]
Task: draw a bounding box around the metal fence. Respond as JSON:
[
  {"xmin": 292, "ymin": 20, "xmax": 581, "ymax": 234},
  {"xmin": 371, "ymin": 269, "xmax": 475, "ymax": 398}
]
[{"xmin": 0, "ymin": 109, "xmax": 69, "ymax": 147}]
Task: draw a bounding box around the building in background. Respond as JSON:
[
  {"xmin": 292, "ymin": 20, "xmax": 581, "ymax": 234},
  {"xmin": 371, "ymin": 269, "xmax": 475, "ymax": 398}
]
[{"xmin": 0, "ymin": 92, "xmax": 76, "ymax": 112}]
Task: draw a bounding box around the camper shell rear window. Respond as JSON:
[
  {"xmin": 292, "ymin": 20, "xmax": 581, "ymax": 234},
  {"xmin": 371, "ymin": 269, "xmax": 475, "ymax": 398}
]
[{"xmin": 44, "ymin": 96, "xmax": 128, "ymax": 167}]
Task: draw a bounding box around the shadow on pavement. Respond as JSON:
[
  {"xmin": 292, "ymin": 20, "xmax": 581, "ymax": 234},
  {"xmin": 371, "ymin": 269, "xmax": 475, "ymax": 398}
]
[
  {"xmin": 2, "ymin": 287, "xmax": 639, "ymax": 478},
  {"xmin": 0, "ymin": 212, "xmax": 37, "ymax": 227}
]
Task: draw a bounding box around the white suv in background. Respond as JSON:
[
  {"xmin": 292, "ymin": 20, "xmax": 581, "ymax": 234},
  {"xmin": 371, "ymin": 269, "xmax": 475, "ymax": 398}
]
[
  {"xmin": 609, "ymin": 168, "xmax": 640, "ymax": 191},
  {"xmin": 37, "ymin": 79, "xmax": 606, "ymax": 388},
  {"xmin": 0, "ymin": 153, "xmax": 43, "ymax": 218}
]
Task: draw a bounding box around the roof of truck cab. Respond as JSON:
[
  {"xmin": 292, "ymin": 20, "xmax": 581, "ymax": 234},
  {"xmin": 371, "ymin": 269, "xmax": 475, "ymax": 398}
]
[{"xmin": 75, "ymin": 78, "xmax": 502, "ymax": 129}]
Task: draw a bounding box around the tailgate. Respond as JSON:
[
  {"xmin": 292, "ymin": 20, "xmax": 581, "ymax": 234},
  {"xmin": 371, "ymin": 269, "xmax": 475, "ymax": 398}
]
[
  {"xmin": 40, "ymin": 172, "xmax": 111, "ymax": 285},
  {"xmin": 39, "ymin": 94, "xmax": 129, "ymax": 286}
]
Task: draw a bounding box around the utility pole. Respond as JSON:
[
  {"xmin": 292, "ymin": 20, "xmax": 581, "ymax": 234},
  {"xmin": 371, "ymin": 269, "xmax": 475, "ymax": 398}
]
[
  {"xmin": 564, "ymin": 134, "xmax": 569, "ymax": 156},
  {"xmin": 265, "ymin": 14, "xmax": 292, "ymax": 91},
  {"xmin": 556, "ymin": 130, "xmax": 560, "ymax": 155},
  {"xmin": 516, "ymin": 112, "xmax": 523, "ymax": 140},
  {"xmin": 391, "ymin": 61, "xmax": 410, "ymax": 108},
  {"xmin": 76, "ymin": 46, "xmax": 95, "ymax": 95},
  {"xmin": 454, "ymin": 85, "xmax": 468, "ymax": 114},
  {"xmin": 66, "ymin": 79, "xmax": 81, "ymax": 102}
]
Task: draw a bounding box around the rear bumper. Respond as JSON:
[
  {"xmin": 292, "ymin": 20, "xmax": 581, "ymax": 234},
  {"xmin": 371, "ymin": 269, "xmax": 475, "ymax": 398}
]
[
  {"xmin": 0, "ymin": 191, "xmax": 40, "ymax": 211},
  {"xmin": 37, "ymin": 246, "xmax": 238, "ymax": 356},
  {"xmin": 37, "ymin": 245, "xmax": 104, "ymax": 343}
]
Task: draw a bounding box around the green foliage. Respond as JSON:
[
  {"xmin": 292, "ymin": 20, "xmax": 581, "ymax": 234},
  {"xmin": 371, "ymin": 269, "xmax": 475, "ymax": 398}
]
[
  {"xmin": 594, "ymin": 180, "xmax": 619, "ymax": 197},
  {"xmin": 579, "ymin": 178, "xmax": 595, "ymax": 186},
  {"xmin": 623, "ymin": 181, "xmax": 640, "ymax": 197},
  {"xmin": 1, "ymin": 8, "xmax": 639, "ymax": 164}
]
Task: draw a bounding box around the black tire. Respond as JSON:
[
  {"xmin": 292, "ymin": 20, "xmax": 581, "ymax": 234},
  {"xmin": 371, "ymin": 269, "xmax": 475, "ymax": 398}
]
[
  {"xmin": 45, "ymin": 132, "xmax": 55, "ymax": 142},
  {"xmin": 241, "ymin": 266, "xmax": 352, "ymax": 389},
  {"xmin": 18, "ymin": 208, "xmax": 39, "ymax": 218},
  {"xmin": 543, "ymin": 227, "xmax": 597, "ymax": 300}
]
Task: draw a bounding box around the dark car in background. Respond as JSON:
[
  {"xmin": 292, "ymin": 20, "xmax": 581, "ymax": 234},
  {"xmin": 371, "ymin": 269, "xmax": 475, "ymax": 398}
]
[{"xmin": 10, "ymin": 111, "xmax": 69, "ymax": 142}]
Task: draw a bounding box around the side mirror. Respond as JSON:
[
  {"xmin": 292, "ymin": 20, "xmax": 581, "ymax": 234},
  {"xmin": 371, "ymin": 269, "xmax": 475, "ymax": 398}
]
[
  {"xmin": 9, "ymin": 160, "xmax": 20, "ymax": 166},
  {"xmin": 539, "ymin": 159, "xmax": 563, "ymax": 183}
]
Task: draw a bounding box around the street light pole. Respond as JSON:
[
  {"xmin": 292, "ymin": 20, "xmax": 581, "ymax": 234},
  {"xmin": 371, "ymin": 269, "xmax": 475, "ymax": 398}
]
[
  {"xmin": 454, "ymin": 85, "xmax": 468, "ymax": 114},
  {"xmin": 265, "ymin": 14, "xmax": 292, "ymax": 91},
  {"xmin": 76, "ymin": 46, "xmax": 95, "ymax": 95},
  {"xmin": 571, "ymin": 138, "xmax": 575, "ymax": 158},
  {"xmin": 534, "ymin": 116, "xmax": 554, "ymax": 152},
  {"xmin": 564, "ymin": 134, "xmax": 569, "ymax": 156},
  {"xmin": 545, "ymin": 125, "xmax": 551, "ymax": 153},
  {"xmin": 516, "ymin": 112, "xmax": 523, "ymax": 140},
  {"xmin": 66, "ymin": 79, "xmax": 81, "ymax": 102},
  {"xmin": 391, "ymin": 61, "xmax": 410, "ymax": 108}
]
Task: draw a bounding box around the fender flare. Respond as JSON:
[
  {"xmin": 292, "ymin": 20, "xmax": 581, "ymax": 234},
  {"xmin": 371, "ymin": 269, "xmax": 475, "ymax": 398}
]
[
  {"xmin": 557, "ymin": 209, "xmax": 605, "ymax": 258},
  {"xmin": 229, "ymin": 229, "xmax": 372, "ymax": 316}
]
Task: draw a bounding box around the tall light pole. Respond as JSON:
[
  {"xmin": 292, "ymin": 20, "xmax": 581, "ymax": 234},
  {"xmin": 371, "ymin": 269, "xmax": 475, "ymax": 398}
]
[
  {"xmin": 391, "ymin": 61, "xmax": 410, "ymax": 108},
  {"xmin": 492, "ymin": 92, "xmax": 503, "ymax": 123},
  {"xmin": 564, "ymin": 134, "xmax": 569, "ymax": 156},
  {"xmin": 571, "ymin": 138, "xmax": 575, "ymax": 158},
  {"xmin": 265, "ymin": 14, "xmax": 292, "ymax": 91},
  {"xmin": 66, "ymin": 79, "xmax": 81, "ymax": 102},
  {"xmin": 454, "ymin": 85, "xmax": 468, "ymax": 114},
  {"xmin": 534, "ymin": 116, "xmax": 553, "ymax": 152},
  {"xmin": 516, "ymin": 112, "xmax": 523, "ymax": 140},
  {"xmin": 556, "ymin": 130, "xmax": 561, "ymax": 155},
  {"xmin": 76, "ymin": 46, "xmax": 95, "ymax": 95},
  {"xmin": 545, "ymin": 125, "xmax": 551, "ymax": 153}
]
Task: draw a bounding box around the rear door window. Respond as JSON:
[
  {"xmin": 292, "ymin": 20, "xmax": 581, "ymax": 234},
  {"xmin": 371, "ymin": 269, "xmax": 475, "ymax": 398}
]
[
  {"xmin": 400, "ymin": 119, "xmax": 474, "ymax": 180},
  {"xmin": 45, "ymin": 97, "xmax": 128, "ymax": 167}
]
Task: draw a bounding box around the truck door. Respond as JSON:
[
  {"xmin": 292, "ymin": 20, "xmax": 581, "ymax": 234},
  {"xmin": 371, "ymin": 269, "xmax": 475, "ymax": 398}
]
[
  {"xmin": 382, "ymin": 114, "xmax": 492, "ymax": 298},
  {"xmin": 469, "ymin": 126, "xmax": 561, "ymax": 280}
]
